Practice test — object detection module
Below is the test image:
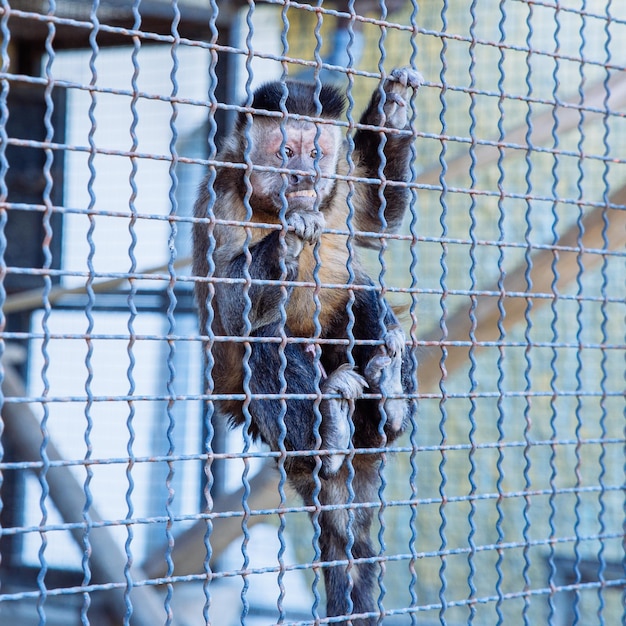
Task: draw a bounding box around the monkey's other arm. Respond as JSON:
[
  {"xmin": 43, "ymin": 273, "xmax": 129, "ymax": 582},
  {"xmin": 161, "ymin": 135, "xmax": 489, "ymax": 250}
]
[{"xmin": 353, "ymin": 67, "xmax": 423, "ymax": 235}]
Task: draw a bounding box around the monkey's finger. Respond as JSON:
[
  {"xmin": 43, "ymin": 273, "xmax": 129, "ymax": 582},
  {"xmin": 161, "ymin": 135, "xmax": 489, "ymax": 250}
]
[
  {"xmin": 323, "ymin": 364, "xmax": 368, "ymax": 398},
  {"xmin": 363, "ymin": 355, "xmax": 392, "ymax": 386},
  {"xmin": 390, "ymin": 67, "xmax": 424, "ymax": 90},
  {"xmin": 385, "ymin": 92, "xmax": 406, "ymax": 107},
  {"xmin": 384, "ymin": 328, "xmax": 406, "ymax": 359},
  {"xmin": 389, "ymin": 67, "xmax": 408, "ymax": 87},
  {"xmin": 407, "ymin": 69, "xmax": 425, "ymax": 89}
]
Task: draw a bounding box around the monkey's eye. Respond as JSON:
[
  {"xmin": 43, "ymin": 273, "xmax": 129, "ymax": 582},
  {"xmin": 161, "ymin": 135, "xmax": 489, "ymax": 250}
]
[
  {"xmin": 276, "ymin": 146, "xmax": 294, "ymax": 159},
  {"xmin": 310, "ymin": 149, "xmax": 324, "ymax": 159}
]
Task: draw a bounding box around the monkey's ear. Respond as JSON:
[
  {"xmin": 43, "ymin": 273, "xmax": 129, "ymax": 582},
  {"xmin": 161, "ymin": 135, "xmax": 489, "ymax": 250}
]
[
  {"xmin": 317, "ymin": 83, "xmax": 346, "ymax": 118},
  {"xmin": 250, "ymin": 81, "xmax": 287, "ymax": 113}
]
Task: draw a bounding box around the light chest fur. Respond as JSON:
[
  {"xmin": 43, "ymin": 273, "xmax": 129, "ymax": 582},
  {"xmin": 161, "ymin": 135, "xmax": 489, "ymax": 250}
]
[
  {"xmin": 287, "ymin": 233, "xmax": 351, "ymax": 337},
  {"xmin": 213, "ymin": 191, "xmax": 356, "ymax": 338}
]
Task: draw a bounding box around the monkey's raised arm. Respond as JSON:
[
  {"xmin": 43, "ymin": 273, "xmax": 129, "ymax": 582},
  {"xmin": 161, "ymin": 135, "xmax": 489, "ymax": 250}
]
[{"xmin": 352, "ymin": 67, "xmax": 423, "ymax": 237}]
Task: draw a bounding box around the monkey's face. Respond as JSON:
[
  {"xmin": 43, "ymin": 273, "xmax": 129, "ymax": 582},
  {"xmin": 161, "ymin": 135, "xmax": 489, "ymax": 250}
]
[{"xmin": 248, "ymin": 119, "xmax": 341, "ymax": 216}]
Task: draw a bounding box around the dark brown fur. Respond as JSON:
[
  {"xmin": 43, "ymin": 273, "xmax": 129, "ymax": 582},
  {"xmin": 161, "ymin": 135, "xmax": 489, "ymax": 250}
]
[{"xmin": 193, "ymin": 69, "xmax": 422, "ymax": 624}]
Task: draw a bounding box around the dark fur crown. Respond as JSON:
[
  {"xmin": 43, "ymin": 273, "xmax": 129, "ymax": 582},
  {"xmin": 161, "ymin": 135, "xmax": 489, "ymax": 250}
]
[{"xmin": 238, "ymin": 80, "xmax": 346, "ymax": 126}]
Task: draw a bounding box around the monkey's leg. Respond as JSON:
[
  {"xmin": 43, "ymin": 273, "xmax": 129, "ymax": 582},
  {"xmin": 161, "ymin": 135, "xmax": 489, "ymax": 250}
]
[
  {"xmin": 247, "ymin": 339, "xmax": 365, "ymax": 474},
  {"xmin": 246, "ymin": 338, "xmax": 318, "ymax": 452},
  {"xmin": 317, "ymin": 468, "xmax": 378, "ymax": 626},
  {"xmin": 319, "ymin": 364, "xmax": 367, "ymax": 477},
  {"xmin": 321, "ymin": 520, "xmax": 377, "ymax": 625},
  {"xmin": 363, "ymin": 326, "xmax": 408, "ymax": 434}
]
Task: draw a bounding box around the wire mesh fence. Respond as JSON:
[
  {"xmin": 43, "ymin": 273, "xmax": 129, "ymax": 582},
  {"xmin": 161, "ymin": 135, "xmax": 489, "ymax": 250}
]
[{"xmin": 0, "ymin": 1, "xmax": 624, "ymax": 625}]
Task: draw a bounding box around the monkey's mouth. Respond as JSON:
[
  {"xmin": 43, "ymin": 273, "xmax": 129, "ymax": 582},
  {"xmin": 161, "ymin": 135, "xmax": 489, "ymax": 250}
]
[{"xmin": 286, "ymin": 189, "xmax": 316, "ymax": 199}]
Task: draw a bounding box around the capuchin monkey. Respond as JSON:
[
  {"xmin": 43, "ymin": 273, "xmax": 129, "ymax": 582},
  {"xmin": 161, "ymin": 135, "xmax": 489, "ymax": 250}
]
[{"xmin": 193, "ymin": 67, "xmax": 422, "ymax": 624}]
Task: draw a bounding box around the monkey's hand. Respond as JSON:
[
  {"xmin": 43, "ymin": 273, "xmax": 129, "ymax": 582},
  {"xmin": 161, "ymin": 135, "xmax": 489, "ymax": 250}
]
[
  {"xmin": 364, "ymin": 326, "xmax": 407, "ymax": 434},
  {"xmin": 285, "ymin": 210, "xmax": 325, "ymax": 258},
  {"xmin": 320, "ymin": 364, "xmax": 367, "ymax": 477},
  {"xmin": 382, "ymin": 67, "xmax": 424, "ymax": 130}
]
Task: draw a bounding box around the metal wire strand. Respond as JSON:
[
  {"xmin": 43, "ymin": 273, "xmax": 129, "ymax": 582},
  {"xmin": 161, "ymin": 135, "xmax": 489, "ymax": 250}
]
[
  {"xmin": 521, "ymin": 3, "xmax": 536, "ymax": 625},
  {"xmin": 547, "ymin": 6, "xmax": 563, "ymax": 624},
  {"xmin": 162, "ymin": 3, "xmax": 182, "ymax": 624},
  {"xmin": 407, "ymin": 1, "xmax": 421, "ymax": 623},
  {"xmin": 0, "ymin": 1, "xmax": 10, "ymax": 607},
  {"xmin": 36, "ymin": 2, "xmax": 57, "ymax": 622},
  {"xmin": 239, "ymin": 8, "xmax": 257, "ymax": 622},
  {"xmin": 79, "ymin": 2, "xmax": 99, "ymax": 624},
  {"xmin": 437, "ymin": 3, "xmax": 450, "ymax": 624},
  {"xmin": 122, "ymin": 2, "xmax": 143, "ymax": 623},
  {"xmin": 466, "ymin": 2, "xmax": 479, "ymax": 623},
  {"xmin": 596, "ymin": 3, "xmax": 614, "ymax": 624}
]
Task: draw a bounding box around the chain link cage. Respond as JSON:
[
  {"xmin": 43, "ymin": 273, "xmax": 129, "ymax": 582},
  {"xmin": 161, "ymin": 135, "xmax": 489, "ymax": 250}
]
[{"xmin": 0, "ymin": 1, "xmax": 624, "ymax": 625}]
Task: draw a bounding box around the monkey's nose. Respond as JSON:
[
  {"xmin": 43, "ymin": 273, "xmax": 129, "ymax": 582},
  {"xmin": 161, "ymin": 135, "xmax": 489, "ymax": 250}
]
[{"xmin": 290, "ymin": 172, "xmax": 315, "ymax": 186}]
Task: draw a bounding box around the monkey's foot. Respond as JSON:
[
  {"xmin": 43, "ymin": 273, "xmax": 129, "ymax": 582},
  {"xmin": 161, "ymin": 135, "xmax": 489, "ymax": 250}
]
[
  {"xmin": 363, "ymin": 327, "xmax": 407, "ymax": 433},
  {"xmin": 320, "ymin": 364, "xmax": 367, "ymax": 477},
  {"xmin": 383, "ymin": 67, "xmax": 424, "ymax": 129}
]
